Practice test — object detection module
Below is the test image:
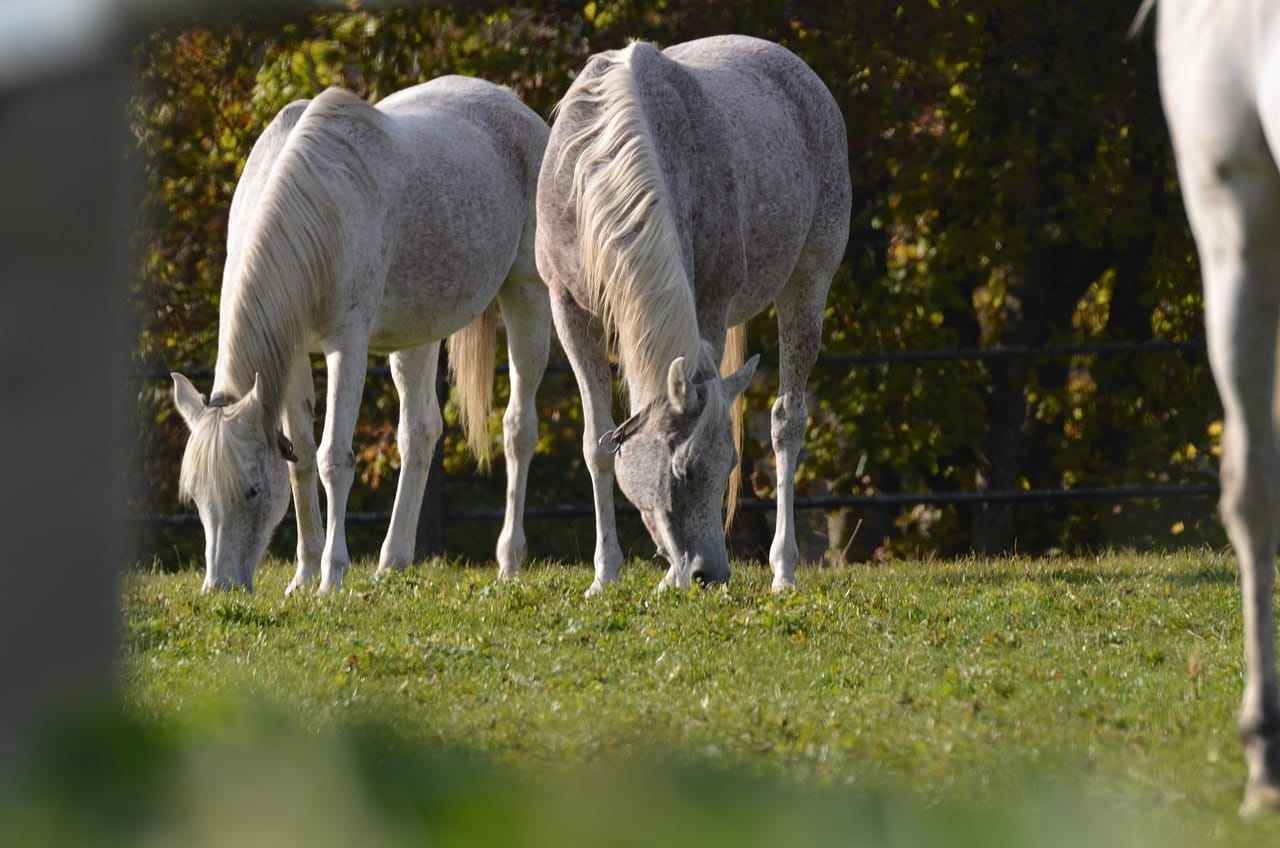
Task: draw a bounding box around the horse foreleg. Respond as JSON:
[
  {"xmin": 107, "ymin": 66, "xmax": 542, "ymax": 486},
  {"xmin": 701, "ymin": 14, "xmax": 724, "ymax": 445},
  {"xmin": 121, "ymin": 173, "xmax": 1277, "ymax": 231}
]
[
  {"xmin": 283, "ymin": 355, "xmax": 323, "ymax": 596},
  {"xmin": 495, "ymin": 271, "xmax": 551, "ymax": 579},
  {"xmin": 376, "ymin": 342, "xmax": 442, "ymax": 576},
  {"xmin": 550, "ymin": 287, "xmax": 624, "ymax": 595},
  {"xmin": 317, "ymin": 341, "xmax": 368, "ymax": 594},
  {"xmin": 768, "ymin": 265, "xmax": 829, "ymax": 591}
]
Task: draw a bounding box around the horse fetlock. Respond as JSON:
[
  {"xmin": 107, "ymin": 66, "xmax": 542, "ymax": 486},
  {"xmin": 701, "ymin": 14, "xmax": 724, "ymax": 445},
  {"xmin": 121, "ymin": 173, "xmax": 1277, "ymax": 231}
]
[
  {"xmin": 1241, "ymin": 774, "xmax": 1280, "ymax": 818},
  {"xmin": 375, "ymin": 548, "xmax": 412, "ymax": 575},
  {"xmin": 1241, "ymin": 735, "xmax": 1280, "ymax": 817},
  {"xmin": 496, "ymin": 528, "xmax": 527, "ymax": 578},
  {"xmin": 770, "ymin": 572, "xmax": 798, "ymax": 593},
  {"xmin": 319, "ymin": 555, "xmax": 349, "ymax": 594},
  {"xmin": 318, "ymin": 573, "xmax": 345, "ymax": 595},
  {"xmin": 286, "ymin": 560, "xmax": 319, "ymax": 596}
]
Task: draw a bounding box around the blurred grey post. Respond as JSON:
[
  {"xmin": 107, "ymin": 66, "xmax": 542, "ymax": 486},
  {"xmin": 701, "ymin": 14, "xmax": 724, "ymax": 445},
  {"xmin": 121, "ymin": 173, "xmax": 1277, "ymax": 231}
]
[{"xmin": 0, "ymin": 3, "xmax": 134, "ymax": 766}]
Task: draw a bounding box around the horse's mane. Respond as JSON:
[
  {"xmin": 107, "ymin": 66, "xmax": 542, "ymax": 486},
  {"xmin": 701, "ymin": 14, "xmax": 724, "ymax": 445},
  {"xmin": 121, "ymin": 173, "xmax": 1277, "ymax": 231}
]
[
  {"xmin": 218, "ymin": 87, "xmax": 382, "ymax": 428},
  {"xmin": 556, "ymin": 41, "xmax": 705, "ymax": 406}
]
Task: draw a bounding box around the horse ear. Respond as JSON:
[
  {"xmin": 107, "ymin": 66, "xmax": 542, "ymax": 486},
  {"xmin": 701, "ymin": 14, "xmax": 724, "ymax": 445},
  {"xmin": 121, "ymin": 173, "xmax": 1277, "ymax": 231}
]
[
  {"xmin": 228, "ymin": 373, "xmax": 266, "ymax": 428},
  {"xmin": 170, "ymin": 372, "xmax": 206, "ymax": 429},
  {"xmin": 721, "ymin": 354, "xmax": 760, "ymax": 400},
  {"xmin": 667, "ymin": 356, "xmax": 695, "ymax": 414}
]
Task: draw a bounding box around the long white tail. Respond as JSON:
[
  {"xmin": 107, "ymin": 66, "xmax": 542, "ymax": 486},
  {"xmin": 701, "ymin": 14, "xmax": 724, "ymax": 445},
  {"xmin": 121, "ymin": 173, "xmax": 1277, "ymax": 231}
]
[
  {"xmin": 446, "ymin": 301, "xmax": 499, "ymax": 469},
  {"xmin": 723, "ymin": 322, "xmax": 748, "ymax": 531},
  {"xmin": 1128, "ymin": 0, "xmax": 1156, "ymax": 40}
]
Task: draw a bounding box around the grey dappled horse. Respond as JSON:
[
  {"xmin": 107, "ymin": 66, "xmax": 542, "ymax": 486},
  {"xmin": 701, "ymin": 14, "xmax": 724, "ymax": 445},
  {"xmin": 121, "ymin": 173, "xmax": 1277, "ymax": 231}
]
[
  {"xmin": 536, "ymin": 36, "xmax": 851, "ymax": 595},
  {"xmin": 171, "ymin": 78, "xmax": 550, "ymax": 594},
  {"xmin": 1151, "ymin": 0, "xmax": 1280, "ymax": 815}
]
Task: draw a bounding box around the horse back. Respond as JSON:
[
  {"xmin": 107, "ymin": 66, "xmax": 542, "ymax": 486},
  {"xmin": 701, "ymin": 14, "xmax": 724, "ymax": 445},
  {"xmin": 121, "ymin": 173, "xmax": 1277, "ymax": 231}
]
[
  {"xmin": 369, "ymin": 78, "xmax": 548, "ymax": 349},
  {"xmin": 644, "ymin": 36, "xmax": 850, "ymax": 324}
]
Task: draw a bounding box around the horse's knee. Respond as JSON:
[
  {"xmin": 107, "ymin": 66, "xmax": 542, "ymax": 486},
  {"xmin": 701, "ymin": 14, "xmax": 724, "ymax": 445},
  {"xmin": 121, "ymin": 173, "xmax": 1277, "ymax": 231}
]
[
  {"xmin": 318, "ymin": 445, "xmax": 356, "ymax": 484},
  {"xmin": 770, "ymin": 394, "xmax": 808, "ymax": 447},
  {"xmin": 584, "ymin": 435, "xmax": 616, "ymax": 478}
]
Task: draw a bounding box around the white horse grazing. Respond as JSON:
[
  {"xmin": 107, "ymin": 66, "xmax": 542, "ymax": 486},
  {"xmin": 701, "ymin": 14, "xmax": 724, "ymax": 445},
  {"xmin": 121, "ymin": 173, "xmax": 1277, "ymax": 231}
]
[
  {"xmin": 1151, "ymin": 0, "xmax": 1280, "ymax": 815},
  {"xmin": 536, "ymin": 36, "xmax": 850, "ymax": 595},
  {"xmin": 171, "ymin": 78, "xmax": 550, "ymax": 594}
]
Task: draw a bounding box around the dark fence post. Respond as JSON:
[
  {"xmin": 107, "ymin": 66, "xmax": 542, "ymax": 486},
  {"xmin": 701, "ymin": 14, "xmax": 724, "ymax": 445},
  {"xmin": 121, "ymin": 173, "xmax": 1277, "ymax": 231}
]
[{"xmin": 0, "ymin": 56, "xmax": 129, "ymax": 764}]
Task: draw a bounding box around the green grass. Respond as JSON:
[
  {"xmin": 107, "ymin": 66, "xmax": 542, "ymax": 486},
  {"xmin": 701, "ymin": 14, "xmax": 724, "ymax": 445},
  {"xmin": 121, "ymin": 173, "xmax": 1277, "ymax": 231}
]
[{"xmin": 9, "ymin": 550, "xmax": 1280, "ymax": 845}]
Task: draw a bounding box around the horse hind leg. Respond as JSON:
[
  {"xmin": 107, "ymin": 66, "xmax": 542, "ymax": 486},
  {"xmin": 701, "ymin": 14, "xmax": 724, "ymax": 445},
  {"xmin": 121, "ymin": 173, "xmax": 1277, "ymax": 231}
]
[
  {"xmin": 1186, "ymin": 150, "xmax": 1280, "ymax": 816},
  {"xmin": 1213, "ymin": 278, "xmax": 1280, "ymax": 818},
  {"xmin": 495, "ymin": 266, "xmax": 551, "ymax": 579},
  {"xmin": 376, "ymin": 342, "xmax": 443, "ymax": 576}
]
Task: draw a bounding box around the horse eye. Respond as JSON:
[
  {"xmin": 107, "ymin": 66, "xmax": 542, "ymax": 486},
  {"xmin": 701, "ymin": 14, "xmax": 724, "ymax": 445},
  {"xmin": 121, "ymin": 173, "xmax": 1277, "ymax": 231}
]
[{"xmin": 246, "ymin": 486, "xmax": 260, "ymax": 500}]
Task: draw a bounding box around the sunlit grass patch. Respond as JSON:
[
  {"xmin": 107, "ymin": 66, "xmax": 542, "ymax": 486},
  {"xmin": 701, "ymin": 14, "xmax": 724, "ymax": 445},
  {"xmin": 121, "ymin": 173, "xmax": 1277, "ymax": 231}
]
[{"xmin": 57, "ymin": 550, "xmax": 1279, "ymax": 845}]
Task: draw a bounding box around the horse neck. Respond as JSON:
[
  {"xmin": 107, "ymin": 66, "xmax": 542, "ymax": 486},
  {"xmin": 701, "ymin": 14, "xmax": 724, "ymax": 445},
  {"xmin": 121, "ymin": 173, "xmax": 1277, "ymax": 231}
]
[{"xmin": 211, "ymin": 284, "xmax": 296, "ymax": 433}]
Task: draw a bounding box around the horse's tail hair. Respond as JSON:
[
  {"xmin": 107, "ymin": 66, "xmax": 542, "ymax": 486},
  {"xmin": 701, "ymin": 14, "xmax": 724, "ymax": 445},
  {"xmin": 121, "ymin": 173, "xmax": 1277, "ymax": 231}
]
[
  {"xmin": 560, "ymin": 40, "xmax": 702, "ymax": 404},
  {"xmin": 723, "ymin": 323, "xmax": 748, "ymax": 532},
  {"xmin": 1127, "ymin": 0, "xmax": 1156, "ymax": 41},
  {"xmin": 447, "ymin": 300, "xmax": 499, "ymax": 470}
]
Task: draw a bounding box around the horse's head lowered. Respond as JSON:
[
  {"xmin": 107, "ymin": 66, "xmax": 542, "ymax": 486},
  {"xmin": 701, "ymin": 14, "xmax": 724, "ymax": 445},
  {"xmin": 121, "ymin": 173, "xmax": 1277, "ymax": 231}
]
[
  {"xmin": 604, "ymin": 352, "xmax": 759, "ymax": 588},
  {"xmin": 171, "ymin": 372, "xmax": 296, "ymax": 590}
]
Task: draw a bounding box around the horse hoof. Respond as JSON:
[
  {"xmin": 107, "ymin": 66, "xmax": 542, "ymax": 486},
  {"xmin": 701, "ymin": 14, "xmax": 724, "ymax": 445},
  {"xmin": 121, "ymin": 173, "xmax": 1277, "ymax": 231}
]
[
  {"xmin": 584, "ymin": 579, "xmax": 606, "ymax": 597},
  {"xmin": 1240, "ymin": 780, "xmax": 1280, "ymax": 818},
  {"xmin": 771, "ymin": 575, "xmax": 797, "ymax": 593}
]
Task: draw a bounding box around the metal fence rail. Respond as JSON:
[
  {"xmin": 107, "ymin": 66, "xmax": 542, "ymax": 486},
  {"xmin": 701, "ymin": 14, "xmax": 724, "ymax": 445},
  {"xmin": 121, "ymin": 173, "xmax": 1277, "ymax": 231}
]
[
  {"xmin": 128, "ymin": 481, "xmax": 1220, "ymax": 528},
  {"xmin": 130, "ymin": 337, "xmax": 1216, "ymax": 530}
]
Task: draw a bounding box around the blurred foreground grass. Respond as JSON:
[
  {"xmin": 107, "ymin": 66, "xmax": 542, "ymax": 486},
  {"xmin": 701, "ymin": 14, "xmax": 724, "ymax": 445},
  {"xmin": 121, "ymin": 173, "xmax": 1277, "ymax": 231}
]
[{"xmin": 6, "ymin": 550, "xmax": 1280, "ymax": 845}]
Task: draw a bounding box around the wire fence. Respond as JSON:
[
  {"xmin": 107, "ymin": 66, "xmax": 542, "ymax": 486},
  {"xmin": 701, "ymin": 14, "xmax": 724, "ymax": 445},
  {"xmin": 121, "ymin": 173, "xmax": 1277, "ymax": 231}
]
[{"xmin": 128, "ymin": 337, "xmax": 1219, "ymax": 530}]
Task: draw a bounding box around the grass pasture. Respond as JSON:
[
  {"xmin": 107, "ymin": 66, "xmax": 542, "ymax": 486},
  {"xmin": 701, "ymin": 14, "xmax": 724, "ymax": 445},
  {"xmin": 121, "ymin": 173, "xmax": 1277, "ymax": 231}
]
[{"xmin": 9, "ymin": 550, "xmax": 1280, "ymax": 845}]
